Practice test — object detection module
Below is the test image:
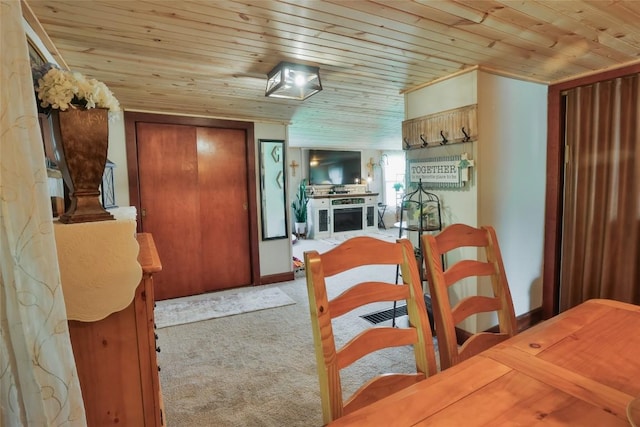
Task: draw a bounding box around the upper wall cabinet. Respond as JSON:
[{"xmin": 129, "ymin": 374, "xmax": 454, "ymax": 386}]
[{"xmin": 402, "ymin": 104, "xmax": 477, "ymax": 149}]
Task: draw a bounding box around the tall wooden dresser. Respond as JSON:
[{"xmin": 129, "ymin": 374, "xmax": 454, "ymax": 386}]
[{"xmin": 55, "ymin": 222, "xmax": 163, "ymax": 426}]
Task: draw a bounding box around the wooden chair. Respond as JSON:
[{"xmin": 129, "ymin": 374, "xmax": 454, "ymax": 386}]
[
  {"xmin": 304, "ymin": 236, "xmax": 437, "ymax": 425},
  {"xmin": 421, "ymin": 224, "xmax": 517, "ymax": 370}
]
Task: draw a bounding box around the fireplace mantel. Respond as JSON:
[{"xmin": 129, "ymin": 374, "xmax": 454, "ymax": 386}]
[{"xmin": 309, "ymin": 192, "xmax": 378, "ymax": 199}]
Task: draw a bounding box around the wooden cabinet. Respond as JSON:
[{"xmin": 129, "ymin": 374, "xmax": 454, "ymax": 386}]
[
  {"xmin": 68, "ymin": 233, "xmax": 163, "ymax": 426},
  {"xmin": 308, "ymin": 198, "xmax": 331, "ymax": 238},
  {"xmin": 364, "ymin": 195, "xmax": 377, "ymax": 231}
]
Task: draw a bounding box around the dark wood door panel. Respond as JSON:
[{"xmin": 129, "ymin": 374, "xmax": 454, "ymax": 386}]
[
  {"xmin": 137, "ymin": 122, "xmax": 203, "ymax": 300},
  {"xmin": 197, "ymin": 127, "xmax": 251, "ymax": 289}
]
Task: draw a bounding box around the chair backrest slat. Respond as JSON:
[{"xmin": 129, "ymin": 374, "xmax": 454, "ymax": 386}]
[
  {"xmin": 337, "ymin": 327, "xmax": 418, "ymax": 369},
  {"xmin": 315, "ymin": 237, "xmax": 404, "ymax": 276},
  {"xmin": 451, "ymin": 295, "xmax": 501, "ymax": 325},
  {"xmin": 331, "ymin": 281, "xmax": 410, "ymax": 318},
  {"xmin": 443, "ymin": 259, "xmax": 495, "ymax": 285}
]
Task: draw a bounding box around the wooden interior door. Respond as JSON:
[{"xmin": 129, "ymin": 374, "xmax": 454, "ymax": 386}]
[
  {"xmin": 136, "ymin": 122, "xmax": 251, "ymax": 300},
  {"xmin": 196, "ymin": 127, "xmax": 251, "ymax": 289}
]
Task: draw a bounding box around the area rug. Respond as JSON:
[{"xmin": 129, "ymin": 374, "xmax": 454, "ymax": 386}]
[{"xmin": 154, "ymin": 286, "xmax": 296, "ymax": 329}]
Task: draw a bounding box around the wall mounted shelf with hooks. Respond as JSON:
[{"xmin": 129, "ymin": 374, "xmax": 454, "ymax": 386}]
[
  {"xmin": 402, "ymin": 138, "xmax": 476, "ymax": 151},
  {"xmin": 402, "ymin": 104, "xmax": 478, "ymax": 150}
]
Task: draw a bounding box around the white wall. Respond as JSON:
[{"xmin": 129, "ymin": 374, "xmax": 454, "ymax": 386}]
[
  {"xmin": 405, "ymin": 71, "xmax": 477, "ymax": 118},
  {"xmin": 404, "ymin": 70, "xmax": 547, "ymax": 332},
  {"xmin": 476, "ymin": 71, "xmax": 547, "ymax": 319},
  {"xmin": 361, "ymin": 149, "xmax": 384, "ymax": 197}
]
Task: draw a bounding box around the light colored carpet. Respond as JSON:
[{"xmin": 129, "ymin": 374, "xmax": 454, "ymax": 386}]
[
  {"xmin": 156, "ymin": 228, "xmax": 438, "ymax": 426},
  {"xmin": 318, "ymin": 229, "xmax": 397, "ymax": 246},
  {"xmin": 155, "ymin": 287, "xmax": 296, "ymax": 329}
]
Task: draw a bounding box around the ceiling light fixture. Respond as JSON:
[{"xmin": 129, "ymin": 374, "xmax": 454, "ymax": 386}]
[{"xmin": 265, "ymin": 61, "xmax": 322, "ymax": 100}]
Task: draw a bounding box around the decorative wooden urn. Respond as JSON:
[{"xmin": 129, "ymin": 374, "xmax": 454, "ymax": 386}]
[{"xmin": 50, "ymin": 108, "xmax": 114, "ymax": 224}]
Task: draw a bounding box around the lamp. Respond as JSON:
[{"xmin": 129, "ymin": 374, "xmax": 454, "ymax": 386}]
[{"xmin": 265, "ymin": 61, "xmax": 322, "ymax": 100}]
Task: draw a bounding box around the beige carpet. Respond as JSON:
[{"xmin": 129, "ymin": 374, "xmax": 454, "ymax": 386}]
[
  {"xmin": 154, "ymin": 287, "xmax": 296, "ymax": 329},
  {"xmin": 156, "ymin": 229, "xmax": 437, "ymax": 426},
  {"xmin": 318, "ymin": 229, "xmax": 398, "ymax": 246}
]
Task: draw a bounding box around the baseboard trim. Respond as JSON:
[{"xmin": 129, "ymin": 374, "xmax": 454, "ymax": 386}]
[
  {"xmin": 455, "ymin": 307, "xmax": 544, "ymax": 345},
  {"xmin": 260, "ymin": 272, "xmax": 294, "ymax": 285}
]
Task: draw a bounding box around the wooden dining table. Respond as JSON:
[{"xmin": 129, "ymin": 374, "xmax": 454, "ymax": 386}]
[{"xmin": 328, "ymin": 299, "xmax": 640, "ymax": 426}]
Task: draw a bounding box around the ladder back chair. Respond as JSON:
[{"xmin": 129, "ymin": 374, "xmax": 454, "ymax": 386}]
[
  {"xmin": 422, "ymin": 224, "xmax": 517, "ymax": 370},
  {"xmin": 304, "ymin": 237, "xmax": 437, "ymax": 425}
]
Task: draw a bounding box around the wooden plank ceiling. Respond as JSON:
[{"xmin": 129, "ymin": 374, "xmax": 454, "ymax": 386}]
[{"xmin": 25, "ymin": 0, "xmax": 640, "ymax": 150}]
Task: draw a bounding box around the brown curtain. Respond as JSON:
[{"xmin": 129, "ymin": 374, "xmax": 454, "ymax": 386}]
[{"xmin": 560, "ymin": 73, "xmax": 640, "ymax": 311}]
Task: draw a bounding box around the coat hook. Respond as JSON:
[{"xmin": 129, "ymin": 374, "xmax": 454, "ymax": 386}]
[
  {"xmin": 440, "ymin": 130, "xmax": 448, "ymax": 145},
  {"xmin": 461, "ymin": 127, "xmax": 471, "ymax": 142},
  {"xmin": 420, "ymin": 134, "xmax": 428, "ymax": 147},
  {"xmin": 403, "ymin": 137, "xmax": 411, "ymax": 150}
]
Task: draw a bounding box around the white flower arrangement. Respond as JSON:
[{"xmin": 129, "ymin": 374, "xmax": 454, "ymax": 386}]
[{"xmin": 33, "ymin": 63, "xmax": 120, "ymax": 113}]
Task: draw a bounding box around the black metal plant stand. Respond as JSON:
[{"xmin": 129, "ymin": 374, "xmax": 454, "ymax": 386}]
[{"xmin": 393, "ymin": 179, "xmax": 442, "ymax": 328}]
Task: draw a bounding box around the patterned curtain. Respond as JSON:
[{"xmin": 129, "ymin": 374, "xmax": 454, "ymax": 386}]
[
  {"xmin": 560, "ymin": 73, "xmax": 640, "ymax": 311},
  {"xmin": 0, "ymin": 1, "xmax": 86, "ymax": 425}
]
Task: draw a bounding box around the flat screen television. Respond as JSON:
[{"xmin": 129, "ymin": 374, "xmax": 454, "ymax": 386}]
[{"xmin": 308, "ymin": 149, "xmax": 362, "ymax": 185}]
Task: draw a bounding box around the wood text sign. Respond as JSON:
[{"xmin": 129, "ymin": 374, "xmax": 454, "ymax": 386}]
[{"xmin": 409, "ymin": 156, "xmax": 464, "ymax": 188}]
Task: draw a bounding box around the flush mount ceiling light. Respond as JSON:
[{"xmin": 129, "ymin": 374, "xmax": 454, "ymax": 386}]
[{"xmin": 265, "ymin": 61, "xmax": 322, "ymax": 100}]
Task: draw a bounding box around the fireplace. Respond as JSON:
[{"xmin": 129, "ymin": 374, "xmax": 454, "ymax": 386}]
[
  {"xmin": 331, "ymin": 196, "xmax": 366, "ymax": 233},
  {"xmin": 333, "ymin": 206, "xmax": 363, "ymax": 233}
]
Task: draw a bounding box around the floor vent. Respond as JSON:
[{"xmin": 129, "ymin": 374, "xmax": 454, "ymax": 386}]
[
  {"xmin": 361, "ymin": 305, "xmax": 408, "ymax": 324},
  {"xmin": 361, "ymin": 294, "xmax": 434, "ymax": 330}
]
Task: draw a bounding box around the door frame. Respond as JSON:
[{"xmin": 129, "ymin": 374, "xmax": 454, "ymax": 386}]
[
  {"xmin": 543, "ymin": 62, "xmax": 640, "ymax": 319},
  {"xmin": 124, "ymin": 111, "xmax": 260, "ymax": 287}
]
